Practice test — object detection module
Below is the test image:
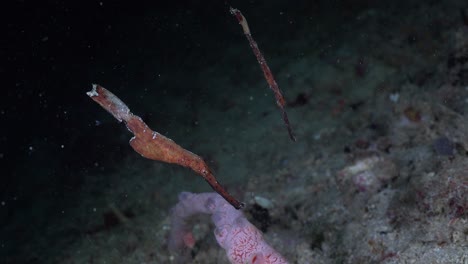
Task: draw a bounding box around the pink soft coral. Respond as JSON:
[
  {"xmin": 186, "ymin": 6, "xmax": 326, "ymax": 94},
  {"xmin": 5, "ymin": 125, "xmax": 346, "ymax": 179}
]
[{"xmin": 169, "ymin": 192, "xmax": 288, "ymax": 264}]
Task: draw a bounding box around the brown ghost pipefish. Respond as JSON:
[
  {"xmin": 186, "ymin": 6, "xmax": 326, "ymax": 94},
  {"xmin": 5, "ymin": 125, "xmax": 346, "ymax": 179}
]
[
  {"xmin": 87, "ymin": 84, "xmax": 244, "ymax": 209},
  {"xmin": 230, "ymin": 7, "xmax": 296, "ymax": 142}
]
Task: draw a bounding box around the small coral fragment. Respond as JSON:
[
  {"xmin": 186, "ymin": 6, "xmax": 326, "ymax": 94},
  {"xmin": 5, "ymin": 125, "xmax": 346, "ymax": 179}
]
[{"xmin": 338, "ymin": 156, "xmax": 398, "ymax": 193}]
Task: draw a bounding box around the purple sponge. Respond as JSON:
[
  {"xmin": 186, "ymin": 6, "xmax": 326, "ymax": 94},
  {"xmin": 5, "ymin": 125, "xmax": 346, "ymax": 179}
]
[{"xmin": 169, "ymin": 192, "xmax": 288, "ymax": 264}]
